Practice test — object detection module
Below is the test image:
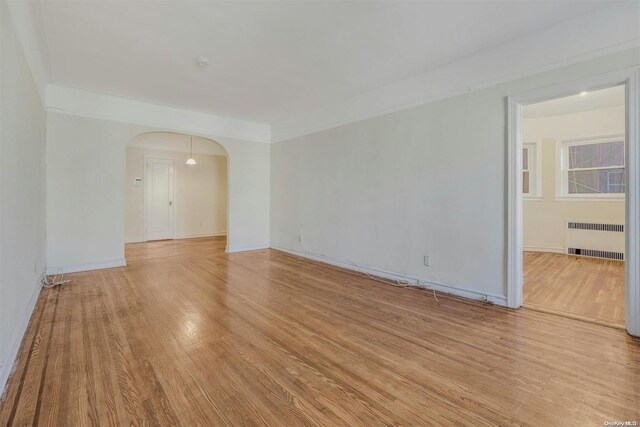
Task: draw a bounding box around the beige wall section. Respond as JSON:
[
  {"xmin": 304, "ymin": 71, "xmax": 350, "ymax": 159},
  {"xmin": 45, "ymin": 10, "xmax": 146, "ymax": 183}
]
[
  {"xmin": 523, "ymin": 105, "xmax": 625, "ymax": 252},
  {"xmin": 270, "ymin": 47, "xmax": 639, "ymax": 302},
  {"xmin": 125, "ymin": 147, "xmax": 227, "ymax": 243},
  {"xmin": 0, "ymin": 1, "xmax": 47, "ymax": 391}
]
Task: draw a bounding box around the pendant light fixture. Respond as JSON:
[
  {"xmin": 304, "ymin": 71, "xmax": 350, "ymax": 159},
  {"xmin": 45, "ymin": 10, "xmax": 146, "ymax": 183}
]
[{"xmin": 186, "ymin": 135, "xmax": 197, "ymax": 165}]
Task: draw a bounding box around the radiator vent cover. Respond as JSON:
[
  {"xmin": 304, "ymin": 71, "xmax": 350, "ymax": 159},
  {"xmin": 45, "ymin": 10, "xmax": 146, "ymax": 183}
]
[
  {"xmin": 568, "ymin": 222, "xmax": 623, "ymax": 232},
  {"xmin": 568, "ymin": 247, "xmax": 624, "ymax": 261}
]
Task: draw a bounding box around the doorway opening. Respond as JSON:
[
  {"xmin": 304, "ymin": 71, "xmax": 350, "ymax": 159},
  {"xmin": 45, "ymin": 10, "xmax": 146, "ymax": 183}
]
[
  {"xmin": 521, "ymin": 85, "xmax": 626, "ymax": 327},
  {"xmin": 124, "ymin": 132, "xmax": 229, "ymax": 260},
  {"xmin": 507, "ymin": 68, "xmax": 640, "ymax": 337}
]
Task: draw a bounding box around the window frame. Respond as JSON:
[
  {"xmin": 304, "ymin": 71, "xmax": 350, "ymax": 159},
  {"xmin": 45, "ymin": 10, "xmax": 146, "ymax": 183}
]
[
  {"xmin": 556, "ymin": 134, "xmax": 625, "ymax": 201},
  {"xmin": 523, "ymin": 141, "xmax": 542, "ymax": 200}
]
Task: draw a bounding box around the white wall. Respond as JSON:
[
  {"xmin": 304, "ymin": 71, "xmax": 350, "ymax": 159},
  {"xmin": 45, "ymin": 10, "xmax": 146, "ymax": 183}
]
[
  {"xmin": 523, "ymin": 106, "xmax": 625, "ymax": 252},
  {"xmin": 128, "ymin": 132, "xmax": 228, "ymax": 156},
  {"xmin": 46, "ymin": 112, "xmax": 269, "ymax": 272},
  {"xmin": 271, "ymin": 2, "xmax": 640, "ymax": 142},
  {"xmin": 0, "ymin": 1, "xmax": 47, "ymax": 392},
  {"xmin": 125, "ymin": 145, "xmax": 227, "ymax": 243},
  {"xmin": 270, "ymin": 47, "xmax": 640, "ymax": 304}
]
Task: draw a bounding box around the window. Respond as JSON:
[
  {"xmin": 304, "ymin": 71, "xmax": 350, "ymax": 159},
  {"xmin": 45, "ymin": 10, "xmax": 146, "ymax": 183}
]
[
  {"xmin": 560, "ymin": 136, "xmax": 625, "ymax": 198},
  {"xmin": 523, "ymin": 142, "xmax": 540, "ymax": 198}
]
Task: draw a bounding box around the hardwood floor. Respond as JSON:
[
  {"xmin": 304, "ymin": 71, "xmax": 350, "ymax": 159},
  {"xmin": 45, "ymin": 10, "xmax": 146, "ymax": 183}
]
[
  {"xmin": 523, "ymin": 251, "xmax": 625, "ymax": 327},
  {"xmin": 1, "ymin": 238, "xmax": 639, "ymax": 426},
  {"xmin": 124, "ymin": 235, "xmax": 228, "ymax": 262}
]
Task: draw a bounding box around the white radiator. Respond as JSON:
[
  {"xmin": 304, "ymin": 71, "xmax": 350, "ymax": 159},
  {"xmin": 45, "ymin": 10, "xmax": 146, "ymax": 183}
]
[{"xmin": 565, "ymin": 222, "xmax": 624, "ymax": 261}]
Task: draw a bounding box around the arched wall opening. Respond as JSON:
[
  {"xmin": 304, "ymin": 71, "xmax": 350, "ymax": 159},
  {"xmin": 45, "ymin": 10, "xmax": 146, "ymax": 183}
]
[
  {"xmin": 45, "ymin": 111, "xmax": 270, "ymax": 273},
  {"xmin": 124, "ymin": 131, "xmax": 229, "ymax": 253}
]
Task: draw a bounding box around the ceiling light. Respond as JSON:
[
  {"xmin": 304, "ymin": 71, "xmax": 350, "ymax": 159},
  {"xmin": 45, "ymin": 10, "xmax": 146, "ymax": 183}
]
[
  {"xmin": 196, "ymin": 57, "xmax": 209, "ymax": 67},
  {"xmin": 580, "ymin": 91, "xmax": 588, "ymax": 96},
  {"xmin": 186, "ymin": 136, "xmax": 197, "ymax": 166}
]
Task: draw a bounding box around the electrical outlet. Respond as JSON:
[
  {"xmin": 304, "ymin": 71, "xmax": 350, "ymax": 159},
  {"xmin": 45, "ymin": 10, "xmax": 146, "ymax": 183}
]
[
  {"xmin": 423, "ymin": 256, "xmax": 430, "ymax": 266},
  {"xmin": 297, "ymin": 233, "xmax": 302, "ymax": 243}
]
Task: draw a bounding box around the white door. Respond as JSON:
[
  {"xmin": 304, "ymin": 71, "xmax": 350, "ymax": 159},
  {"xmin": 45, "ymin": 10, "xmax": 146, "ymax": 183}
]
[{"xmin": 145, "ymin": 158, "xmax": 174, "ymax": 241}]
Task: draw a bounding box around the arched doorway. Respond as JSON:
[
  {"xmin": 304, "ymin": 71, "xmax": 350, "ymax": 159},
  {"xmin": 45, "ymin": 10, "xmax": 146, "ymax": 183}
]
[{"xmin": 124, "ymin": 132, "xmax": 229, "ymax": 256}]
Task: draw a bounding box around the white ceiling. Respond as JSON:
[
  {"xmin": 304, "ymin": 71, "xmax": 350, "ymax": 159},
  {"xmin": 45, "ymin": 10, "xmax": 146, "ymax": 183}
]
[
  {"xmin": 524, "ymin": 85, "xmax": 625, "ymax": 118},
  {"xmin": 28, "ymin": 0, "xmax": 624, "ymax": 124}
]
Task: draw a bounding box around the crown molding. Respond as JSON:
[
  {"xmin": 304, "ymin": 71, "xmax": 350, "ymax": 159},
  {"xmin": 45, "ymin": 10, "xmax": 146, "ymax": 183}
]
[
  {"xmin": 45, "ymin": 84, "xmax": 272, "ymax": 143},
  {"xmin": 10, "ymin": 0, "xmax": 639, "ymax": 144},
  {"xmin": 6, "ymin": 0, "xmax": 271, "ymax": 142},
  {"xmin": 271, "ymin": 2, "xmax": 640, "ymax": 143}
]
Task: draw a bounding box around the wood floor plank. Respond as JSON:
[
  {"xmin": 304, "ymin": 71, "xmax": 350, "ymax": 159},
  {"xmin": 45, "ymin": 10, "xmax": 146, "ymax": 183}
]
[
  {"xmin": 0, "ymin": 237, "xmax": 638, "ymax": 426},
  {"xmin": 523, "ymin": 251, "xmax": 625, "ymax": 326},
  {"xmin": 9, "ymin": 288, "xmax": 60, "ymax": 426},
  {"xmin": 0, "ymin": 290, "xmax": 49, "ymax": 427}
]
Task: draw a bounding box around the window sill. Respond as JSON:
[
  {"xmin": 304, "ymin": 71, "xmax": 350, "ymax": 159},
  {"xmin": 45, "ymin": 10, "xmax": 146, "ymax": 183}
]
[
  {"xmin": 554, "ymin": 196, "xmax": 625, "ymax": 202},
  {"xmin": 524, "ymin": 196, "xmax": 543, "ymax": 201}
]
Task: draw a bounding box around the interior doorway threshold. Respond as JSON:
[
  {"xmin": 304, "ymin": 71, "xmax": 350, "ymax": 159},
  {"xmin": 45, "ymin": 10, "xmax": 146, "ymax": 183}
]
[{"xmin": 523, "ymin": 303, "xmax": 625, "ymax": 330}]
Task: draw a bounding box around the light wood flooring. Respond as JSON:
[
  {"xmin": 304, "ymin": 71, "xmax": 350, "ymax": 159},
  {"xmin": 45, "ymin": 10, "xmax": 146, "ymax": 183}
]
[
  {"xmin": 523, "ymin": 251, "xmax": 625, "ymax": 327},
  {"xmin": 1, "ymin": 237, "xmax": 639, "ymax": 426}
]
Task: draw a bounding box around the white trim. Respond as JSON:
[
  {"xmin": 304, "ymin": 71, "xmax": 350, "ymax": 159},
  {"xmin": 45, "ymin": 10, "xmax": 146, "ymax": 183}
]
[
  {"xmin": 271, "ymin": 245, "xmax": 508, "ymax": 306},
  {"xmin": 126, "ymin": 232, "xmax": 226, "ymax": 243},
  {"xmin": 523, "ymin": 246, "xmax": 565, "ymax": 254},
  {"xmin": 0, "ymin": 279, "xmax": 41, "ymax": 396},
  {"xmin": 175, "ymin": 232, "xmax": 227, "ymax": 239},
  {"xmin": 553, "ymin": 197, "xmax": 626, "ymax": 203},
  {"xmin": 6, "ymin": 0, "xmax": 639, "ymax": 142},
  {"xmin": 626, "ymin": 69, "xmax": 640, "ymax": 337},
  {"xmin": 507, "ymin": 67, "xmax": 640, "ymax": 337},
  {"xmin": 507, "ymin": 97, "xmax": 524, "ymax": 309},
  {"xmin": 45, "ymin": 84, "xmax": 271, "ymax": 143},
  {"xmin": 46, "ymin": 259, "xmax": 127, "ymax": 274},
  {"xmin": 226, "ymin": 244, "xmax": 270, "ymax": 253},
  {"xmin": 272, "ymin": 3, "xmax": 640, "ymax": 142},
  {"xmin": 125, "ymin": 238, "xmax": 145, "ymax": 244}
]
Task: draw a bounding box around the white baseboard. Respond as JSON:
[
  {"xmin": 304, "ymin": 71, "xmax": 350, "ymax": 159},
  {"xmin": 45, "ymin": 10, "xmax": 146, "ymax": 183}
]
[
  {"xmin": 226, "ymin": 244, "xmax": 270, "ymax": 253},
  {"xmin": 270, "ymin": 245, "xmax": 508, "ymax": 307},
  {"xmin": 523, "ymin": 246, "xmax": 565, "ymax": 254},
  {"xmin": 126, "ymin": 232, "xmax": 227, "ymax": 244},
  {"xmin": 175, "ymin": 232, "xmax": 227, "ymax": 239},
  {"xmin": 0, "ymin": 278, "xmax": 41, "ymax": 397},
  {"xmin": 46, "ymin": 259, "xmax": 127, "ymax": 274}
]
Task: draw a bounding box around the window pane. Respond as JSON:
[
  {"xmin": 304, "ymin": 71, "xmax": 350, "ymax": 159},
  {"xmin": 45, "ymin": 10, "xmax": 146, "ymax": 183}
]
[
  {"xmin": 568, "ymin": 168, "xmax": 625, "ymax": 194},
  {"xmin": 523, "ymin": 148, "xmax": 529, "ymax": 170},
  {"xmin": 568, "ymin": 140, "xmax": 624, "ymax": 169},
  {"xmin": 523, "ymin": 171, "xmax": 530, "ymax": 193}
]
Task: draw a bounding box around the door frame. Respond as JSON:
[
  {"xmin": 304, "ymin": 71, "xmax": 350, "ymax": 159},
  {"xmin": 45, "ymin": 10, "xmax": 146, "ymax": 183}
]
[
  {"xmin": 506, "ymin": 67, "xmax": 640, "ymax": 337},
  {"xmin": 143, "ymin": 156, "xmax": 176, "ymax": 241}
]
